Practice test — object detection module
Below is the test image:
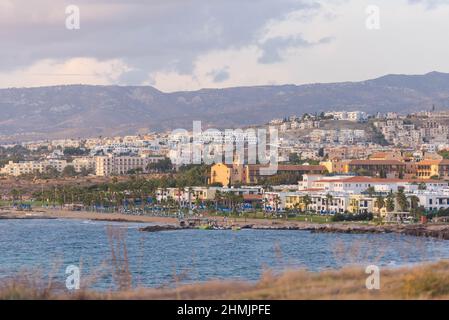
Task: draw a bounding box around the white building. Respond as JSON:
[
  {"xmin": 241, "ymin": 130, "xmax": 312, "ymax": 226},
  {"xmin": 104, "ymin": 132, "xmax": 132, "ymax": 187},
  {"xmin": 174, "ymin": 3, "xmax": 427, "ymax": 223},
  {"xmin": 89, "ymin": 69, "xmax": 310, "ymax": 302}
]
[{"xmin": 324, "ymin": 111, "xmax": 368, "ymax": 122}]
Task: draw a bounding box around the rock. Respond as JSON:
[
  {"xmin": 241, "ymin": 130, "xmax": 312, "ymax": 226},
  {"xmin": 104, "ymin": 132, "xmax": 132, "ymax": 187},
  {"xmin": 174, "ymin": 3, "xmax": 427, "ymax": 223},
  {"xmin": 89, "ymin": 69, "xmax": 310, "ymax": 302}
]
[{"xmin": 139, "ymin": 225, "xmax": 183, "ymax": 232}]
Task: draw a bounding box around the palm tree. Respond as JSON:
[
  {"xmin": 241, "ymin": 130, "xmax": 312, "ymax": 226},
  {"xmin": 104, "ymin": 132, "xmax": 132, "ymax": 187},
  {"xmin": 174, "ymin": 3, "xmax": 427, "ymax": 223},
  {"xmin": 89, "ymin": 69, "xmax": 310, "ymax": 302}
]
[
  {"xmin": 375, "ymin": 195, "xmax": 385, "ymax": 211},
  {"xmin": 273, "ymin": 195, "xmax": 282, "ymax": 213},
  {"xmin": 408, "ymin": 195, "xmax": 420, "ymax": 221},
  {"xmin": 396, "ymin": 190, "xmax": 409, "ymax": 212},
  {"xmin": 214, "ymin": 190, "xmax": 222, "ymax": 211},
  {"xmin": 409, "ymin": 195, "xmax": 420, "ymax": 211},
  {"xmin": 365, "ymin": 186, "xmax": 376, "ymax": 197},
  {"xmin": 10, "ymin": 189, "xmax": 20, "ymax": 202},
  {"xmin": 234, "ymin": 194, "xmax": 244, "ymax": 214},
  {"xmin": 195, "ymin": 197, "xmax": 202, "ymax": 210},
  {"xmin": 223, "ymin": 192, "xmax": 231, "ymax": 211},
  {"xmin": 293, "ymin": 202, "xmax": 301, "ymax": 214},
  {"xmin": 386, "ymin": 193, "xmax": 395, "ymax": 212},
  {"xmin": 325, "ymin": 193, "xmax": 333, "ymax": 213},
  {"xmin": 187, "ymin": 187, "xmax": 194, "ymax": 210},
  {"xmin": 302, "ymin": 195, "xmax": 312, "ymax": 214},
  {"xmin": 177, "ymin": 186, "xmax": 184, "ymax": 209},
  {"xmin": 262, "ymin": 197, "xmax": 269, "ymax": 214}
]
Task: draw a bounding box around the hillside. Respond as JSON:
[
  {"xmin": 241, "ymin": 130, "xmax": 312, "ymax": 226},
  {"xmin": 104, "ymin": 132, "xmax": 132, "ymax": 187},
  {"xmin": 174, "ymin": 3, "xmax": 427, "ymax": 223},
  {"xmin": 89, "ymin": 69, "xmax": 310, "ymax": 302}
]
[{"xmin": 0, "ymin": 71, "xmax": 448, "ymax": 142}]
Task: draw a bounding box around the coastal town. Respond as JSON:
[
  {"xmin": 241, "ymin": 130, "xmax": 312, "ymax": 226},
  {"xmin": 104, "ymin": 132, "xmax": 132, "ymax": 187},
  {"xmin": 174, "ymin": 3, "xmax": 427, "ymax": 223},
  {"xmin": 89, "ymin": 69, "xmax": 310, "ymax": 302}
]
[
  {"xmin": 4, "ymin": 0, "xmax": 449, "ymax": 304},
  {"xmin": 2, "ymin": 108, "xmax": 449, "ymax": 225}
]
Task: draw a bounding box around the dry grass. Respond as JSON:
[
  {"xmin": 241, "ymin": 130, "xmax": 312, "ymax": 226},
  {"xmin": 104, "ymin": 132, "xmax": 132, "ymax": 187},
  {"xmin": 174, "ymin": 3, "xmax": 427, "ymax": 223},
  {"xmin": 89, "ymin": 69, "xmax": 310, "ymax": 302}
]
[{"xmin": 2, "ymin": 261, "xmax": 449, "ymax": 300}]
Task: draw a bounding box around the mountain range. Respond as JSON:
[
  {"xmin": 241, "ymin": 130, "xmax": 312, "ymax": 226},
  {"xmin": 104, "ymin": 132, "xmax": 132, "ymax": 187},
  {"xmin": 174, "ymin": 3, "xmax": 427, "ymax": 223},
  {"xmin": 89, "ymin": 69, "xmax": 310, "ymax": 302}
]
[{"xmin": 1, "ymin": 71, "xmax": 449, "ymax": 142}]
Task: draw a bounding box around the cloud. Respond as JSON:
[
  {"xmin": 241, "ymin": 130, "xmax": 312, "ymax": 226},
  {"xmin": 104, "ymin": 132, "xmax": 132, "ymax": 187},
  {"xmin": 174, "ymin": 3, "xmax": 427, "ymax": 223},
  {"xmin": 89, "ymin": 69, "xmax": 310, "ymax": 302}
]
[
  {"xmin": 207, "ymin": 67, "xmax": 230, "ymax": 83},
  {"xmin": 258, "ymin": 35, "xmax": 333, "ymax": 64},
  {"xmin": 407, "ymin": 0, "xmax": 449, "ymax": 9},
  {"xmin": 3, "ymin": 0, "xmax": 449, "ymax": 91},
  {"xmin": 0, "ymin": 0, "xmax": 318, "ymax": 85},
  {"xmin": 0, "ymin": 58, "xmax": 129, "ymax": 88}
]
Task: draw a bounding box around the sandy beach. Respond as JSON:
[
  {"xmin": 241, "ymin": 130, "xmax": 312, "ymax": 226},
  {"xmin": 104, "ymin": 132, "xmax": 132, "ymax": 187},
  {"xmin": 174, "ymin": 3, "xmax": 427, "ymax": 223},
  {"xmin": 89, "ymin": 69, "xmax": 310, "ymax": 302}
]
[{"xmin": 0, "ymin": 208, "xmax": 178, "ymax": 224}]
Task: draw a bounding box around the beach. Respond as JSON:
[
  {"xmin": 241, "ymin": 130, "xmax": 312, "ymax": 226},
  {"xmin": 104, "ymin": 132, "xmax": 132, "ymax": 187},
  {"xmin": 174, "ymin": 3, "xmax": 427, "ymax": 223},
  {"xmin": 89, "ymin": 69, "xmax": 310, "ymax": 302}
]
[{"xmin": 0, "ymin": 208, "xmax": 178, "ymax": 224}]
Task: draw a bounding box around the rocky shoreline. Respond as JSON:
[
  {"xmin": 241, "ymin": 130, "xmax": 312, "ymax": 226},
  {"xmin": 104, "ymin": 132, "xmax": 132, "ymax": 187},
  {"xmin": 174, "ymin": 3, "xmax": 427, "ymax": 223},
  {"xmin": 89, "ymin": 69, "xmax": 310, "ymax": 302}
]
[
  {"xmin": 305, "ymin": 224, "xmax": 449, "ymax": 240},
  {"xmin": 4, "ymin": 208, "xmax": 449, "ymax": 240},
  {"xmin": 138, "ymin": 221, "xmax": 449, "ymax": 240},
  {"xmin": 139, "ymin": 225, "xmax": 186, "ymax": 232}
]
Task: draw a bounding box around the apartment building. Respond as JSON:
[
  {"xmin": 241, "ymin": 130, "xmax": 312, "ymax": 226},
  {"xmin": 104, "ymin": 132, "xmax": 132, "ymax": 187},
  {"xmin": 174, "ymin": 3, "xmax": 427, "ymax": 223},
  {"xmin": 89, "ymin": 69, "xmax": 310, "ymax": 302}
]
[
  {"xmin": 156, "ymin": 187, "xmax": 218, "ymax": 205},
  {"xmin": 244, "ymin": 164, "xmax": 327, "ymax": 184},
  {"xmin": 307, "ymin": 193, "xmax": 349, "ymax": 214},
  {"xmin": 210, "ymin": 163, "xmax": 245, "ymax": 187},
  {"xmin": 156, "ymin": 186, "xmax": 263, "ymax": 206},
  {"xmin": 1, "ymin": 159, "xmax": 68, "ymax": 176},
  {"xmin": 95, "ymin": 154, "xmax": 163, "ymax": 176},
  {"xmin": 324, "ymin": 111, "xmax": 368, "ymax": 122},
  {"xmin": 415, "ymin": 189, "xmax": 449, "ymax": 212},
  {"xmin": 298, "ymin": 174, "xmax": 447, "ymax": 194},
  {"xmin": 416, "ymin": 159, "xmax": 449, "ymax": 179},
  {"xmin": 347, "ymin": 159, "xmax": 406, "ymax": 178},
  {"xmin": 71, "ymin": 157, "xmax": 96, "ymax": 173}
]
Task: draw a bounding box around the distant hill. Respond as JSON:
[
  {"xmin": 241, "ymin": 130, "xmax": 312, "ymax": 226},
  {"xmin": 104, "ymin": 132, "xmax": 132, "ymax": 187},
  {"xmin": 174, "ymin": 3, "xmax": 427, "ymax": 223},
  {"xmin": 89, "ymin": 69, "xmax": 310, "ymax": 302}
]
[{"xmin": 1, "ymin": 71, "xmax": 449, "ymax": 142}]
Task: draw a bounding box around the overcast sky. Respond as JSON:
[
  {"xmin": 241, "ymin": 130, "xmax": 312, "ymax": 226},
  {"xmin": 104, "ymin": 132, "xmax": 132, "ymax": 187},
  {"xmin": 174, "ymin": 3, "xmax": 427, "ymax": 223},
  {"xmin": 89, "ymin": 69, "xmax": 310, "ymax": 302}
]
[{"xmin": 1, "ymin": 0, "xmax": 449, "ymax": 91}]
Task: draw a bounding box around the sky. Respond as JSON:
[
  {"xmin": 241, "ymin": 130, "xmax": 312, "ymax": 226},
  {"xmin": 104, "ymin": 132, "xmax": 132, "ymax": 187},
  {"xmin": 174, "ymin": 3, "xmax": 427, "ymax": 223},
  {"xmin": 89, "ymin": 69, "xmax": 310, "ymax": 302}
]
[{"xmin": 1, "ymin": 0, "xmax": 449, "ymax": 91}]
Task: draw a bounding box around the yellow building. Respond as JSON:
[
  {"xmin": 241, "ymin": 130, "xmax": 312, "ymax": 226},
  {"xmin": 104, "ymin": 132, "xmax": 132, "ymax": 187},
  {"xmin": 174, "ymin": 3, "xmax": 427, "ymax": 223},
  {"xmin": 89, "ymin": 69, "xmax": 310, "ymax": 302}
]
[
  {"xmin": 416, "ymin": 160, "xmax": 440, "ymax": 179},
  {"xmin": 348, "ymin": 194, "xmax": 374, "ymax": 214},
  {"xmin": 210, "ymin": 163, "xmax": 246, "ymax": 187},
  {"xmin": 211, "ymin": 163, "xmax": 327, "ymax": 186},
  {"xmin": 319, "ymin": 160, "xmax": 349, "ymax": 174},
  {"xmin": 285, "ymin": 195, "xmax": 306, "ymax": 211},
  {"xmin": 210, "ymin": 163, "xmax": 232, "ymax": 186},
  {"xmin": 320, "ymin": 161, "xmax": 333, "ymax": 173}
]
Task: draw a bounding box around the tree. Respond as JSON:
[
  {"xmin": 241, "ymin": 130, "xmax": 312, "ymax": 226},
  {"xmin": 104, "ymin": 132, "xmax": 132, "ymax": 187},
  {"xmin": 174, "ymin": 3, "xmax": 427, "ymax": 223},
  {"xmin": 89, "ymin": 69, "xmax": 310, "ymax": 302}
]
[
  {"xmin": 398, "ymin": 168, "xmax": 404, "ymax": 179},
  {"xmin": 289, "ymin": 153, "xmax": 301, "ymax": 164},
  {"xmin": 438, "ymin": 150, "xmax": 449, "ymax": 159},
  {"xmin": 10, "ymin": 188, "xmax": 22, "ymax": 201},
  {"xmin": 273, "ymin": 195, "xmax": 282, "ymax": 213},
  {"xmin": 42, "ymin": 166, "xmax": 60, "ymax": 179},
  {"xmin": 396, "ymin": 190, "xmax": 409, "ymax": 212},
  {"xmin": 64, "ymin": 147, "xmax": 88, "ymax": 156},
  {"xmin": 365, "ymin": 186, "xmax": 376, "ymax": 197},
  {"xmin": 325, "ymin": 193, "xmax": 333, "ymax": 213},
  {"xmin": 293, "ymin": 202, "xmax": 301, "ymax": 214},
  {"xmin": 62, "ymin": 165, "xmax": 77, "ymax": 177},
  {"xmin": 409, "ymin": 195, "xmax": 420, "ymax": 221},
  {"xmin": 318, "ymin": 148, "xmax": 325, "ymax": 158},
  {"xmin": 356, "ymin": 168, "xmax": 371, "ymax": 176},
  {"xmin": 147, "ymin": 158, "xmax": 173, "ymax": 173},
  {"xmin": 375, "ymin": 195, "xmax": 385, "ymax": 211},
  {"xmin": 187, "ymin": 187, "xmax": 193, "ymax": 210},
  {"xmin": 386, "ymin": 193, "xmax": 395, "ymax": 212},
  {"xmin": 409, "ymin": 195, "xmax": 420, "ymax": 211},
  {"xmin": 302, "ymin": 195, "xmax": 312, "ymax": 213},
  {"xmin": 262, "ymin": 197, "xmax": 269, "ymax": 214},
  {"xmin": 213, "ymin": 190, "xmax": 222, "ymax": 211}
]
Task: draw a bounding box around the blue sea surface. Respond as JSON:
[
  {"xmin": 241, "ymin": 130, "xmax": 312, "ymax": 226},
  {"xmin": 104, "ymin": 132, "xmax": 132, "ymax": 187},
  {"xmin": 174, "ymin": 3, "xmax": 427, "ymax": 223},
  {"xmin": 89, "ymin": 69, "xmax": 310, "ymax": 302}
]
[{"xmin": 0, "ymin": 218, "xmax": 448, "ymax": 290}]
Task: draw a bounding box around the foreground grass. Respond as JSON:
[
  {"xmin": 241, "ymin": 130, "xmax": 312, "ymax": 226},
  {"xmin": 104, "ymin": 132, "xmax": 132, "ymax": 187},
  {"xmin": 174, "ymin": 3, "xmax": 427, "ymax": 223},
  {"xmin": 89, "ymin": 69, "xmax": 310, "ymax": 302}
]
[{"xmin": 2, "ymin": 261, "xmax": 449, "ymax": 300}]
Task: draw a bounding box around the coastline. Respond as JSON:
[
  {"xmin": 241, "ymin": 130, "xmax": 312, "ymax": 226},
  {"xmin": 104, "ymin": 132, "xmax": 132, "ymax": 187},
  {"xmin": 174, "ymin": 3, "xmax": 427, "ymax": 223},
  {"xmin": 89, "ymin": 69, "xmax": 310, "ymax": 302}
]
[
  {"xmin": 3, "ymin": 208, "xmax": 449, "ymax": 240},
  {"xmin": 0, "ymin": 208, "xmax": 178, "ymax": 224}
]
